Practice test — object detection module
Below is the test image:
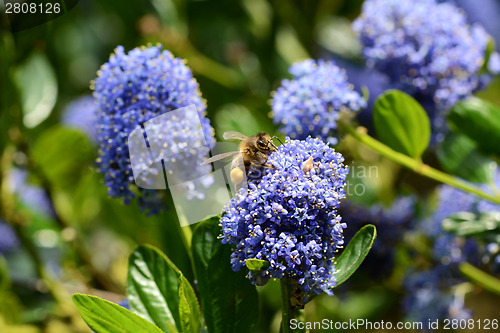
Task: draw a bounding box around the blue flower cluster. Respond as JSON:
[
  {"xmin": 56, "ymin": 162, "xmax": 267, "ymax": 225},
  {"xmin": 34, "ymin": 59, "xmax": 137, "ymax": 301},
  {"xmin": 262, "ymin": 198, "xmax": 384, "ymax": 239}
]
[
  {"xmin": 426, "ymin": 175, "xmax": 500, "ymax": 266},
  {"xmin": 352, "ymin": 0, "xmax": 499, "ymax": 133},
  {"xmin": 339, "ymin": 196, "xmax": 416, "ymax": 279},
  {"xmin": 62, "ymin": 95, "xmax": 98, "ymax": 142},
  {"xmin": 270, "ymin": 59, "xmax": 366, "ymax": 144},
  {"xmin": 453, "ymin": 0, "xmax": 500, "ymax": 48},
  {"xmin": 404, "ymin": 266, "xmax": 471, "ymax": 325},
  {"xmin": 93, "ymin": 45, "xmax": 215, "ymax": 214},
  {"xmin": 404, "ymin": 173, "xmax": 500, "ymax": 325},
  {"xmin": 220, "ymin": 137, "xmax": 348, "ymax": 301}
]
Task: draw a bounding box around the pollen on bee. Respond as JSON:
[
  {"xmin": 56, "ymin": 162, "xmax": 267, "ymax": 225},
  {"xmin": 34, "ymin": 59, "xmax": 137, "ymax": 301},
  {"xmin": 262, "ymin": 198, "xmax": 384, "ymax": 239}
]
[{"xmin": 230, "ymin": 168, "xmax": 245, "ymax": 184}]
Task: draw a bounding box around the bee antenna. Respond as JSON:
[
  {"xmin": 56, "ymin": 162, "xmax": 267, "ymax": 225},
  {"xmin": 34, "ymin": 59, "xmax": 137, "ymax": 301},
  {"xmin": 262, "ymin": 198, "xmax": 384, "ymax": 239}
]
[{"xmin": 271, "ymin": 135, "xmax": 283, "ymax": 145}]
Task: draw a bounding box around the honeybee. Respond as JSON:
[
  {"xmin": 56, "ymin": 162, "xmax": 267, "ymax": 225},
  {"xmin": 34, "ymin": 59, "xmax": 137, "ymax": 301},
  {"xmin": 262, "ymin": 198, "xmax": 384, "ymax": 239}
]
[{"xmin": 201, "ymin": 131, "xmax": 280, "ymax": 185}]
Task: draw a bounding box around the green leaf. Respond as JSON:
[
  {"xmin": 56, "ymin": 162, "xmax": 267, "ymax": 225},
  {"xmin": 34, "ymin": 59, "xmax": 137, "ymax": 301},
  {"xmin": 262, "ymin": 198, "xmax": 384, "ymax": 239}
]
[
  {"xmin": 373, "ymin": 90, "xmax": 430, "ymax": 158},
  {"xmin": 31, "ymin": 126, "xmax": 94, "ymax": 189},
  {"xmin": 0, "ymin": 257, "xmax": 10, "ymax": 293},
  {"xmin": 12, "ymin": 52, "xmax": 57, "ymax": 127},
  {"xmin": 448, "ymin": 97, "xmax": 500, "ymax": 157},
  {"xmin": 437, "ymin": 132, "xmax": 495, "ymax": 183},
  {"xmin": 480, "ymin": 37, "xmax": 496, "ymax": 74},
  {"xmin": 245, "ymin": 259, "xmax": 270, "ymax": 271},
  {"xmin": 72, "ymin": 294, "xmax": 164, "ymax": 333},
  {"xmin": 127, "ymin": 245, "xmax": 200, "ymax": 333},
  {"xmin": 178, "ymin": 278, "xmax": 201, "ymax": 333},
  {"xmin": 460, "ymin": 262, "xmax": 500, "ymax": 295},
  {"xmin": 192, "ymin": 216, "xmax": 259, "ymax": 333},
  {"xmin": 335, "ymin": 224, "xmax": 377, "ymax": 286},
  {"xmin": 442, "ymin": 212, "xmax": 500, "ymax": 237}
]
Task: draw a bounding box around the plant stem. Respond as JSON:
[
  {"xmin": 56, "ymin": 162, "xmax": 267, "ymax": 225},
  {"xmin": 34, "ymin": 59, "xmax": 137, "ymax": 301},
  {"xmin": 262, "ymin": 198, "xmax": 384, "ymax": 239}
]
[
  {"xmin": 460, "ymin": 262, "xmax": 500, "ymax": 295},
  {"xmin": 341, "ymin": 122, "xmax": 500, "ymax": 205},
  {"xmin": 280, "ymin": 277, "xmax": 296, "ymax": 333}
]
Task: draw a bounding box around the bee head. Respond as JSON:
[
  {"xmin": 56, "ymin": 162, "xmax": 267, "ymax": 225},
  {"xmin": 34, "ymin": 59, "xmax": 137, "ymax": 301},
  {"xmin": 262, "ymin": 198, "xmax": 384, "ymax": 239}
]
[{"xmin": 256, "ymin": 132, "xmax": 278, "ymax": 152}]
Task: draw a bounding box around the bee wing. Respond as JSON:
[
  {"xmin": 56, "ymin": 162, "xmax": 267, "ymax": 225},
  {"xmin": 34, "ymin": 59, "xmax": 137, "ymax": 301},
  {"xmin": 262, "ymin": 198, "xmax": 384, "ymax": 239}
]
[
  {"xmin": 231, "ymin": 152, "xmax": 245, "ymax": 169},
  {"xmin": 223, "ymin": 131, "xmax": 248, "ymax": 141},
  {"xmin": 201, "ymin": 151, "xmax": 241, "ymax": 165}
]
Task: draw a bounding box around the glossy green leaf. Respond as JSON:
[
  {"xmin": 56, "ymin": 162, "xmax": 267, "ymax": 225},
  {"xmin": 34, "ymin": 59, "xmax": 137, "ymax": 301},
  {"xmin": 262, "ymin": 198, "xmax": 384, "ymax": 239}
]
[
  {"xmin": 373, "ymin": 90, "xmax": 430, "ymax": 158},
  {"xmin": 437, "ymin": 132, "xmax": 495, "ymax": 183},
  {"xmin": 245, "ymin": 259, "xmax": 270, "ymax": 271},
  {"xmin": 448, "ymin": 97, "xmax": 500, "ymax": 157},
  {"xmin": 192, "ymin": 216, "xmax": 259, "ymax": 333},
  {"xmin": 442, "ymin": 212, "xmax": 500, "ymax": 236},
  {"xmin": 127, "ymin": 245, "xmax": 200, "ymax": 333},
  {"xmin": 178, "ymin": 278, "xmax": 201, "ymax": 333},
  {"xmin": 13, "ymin": 52, "xmax": 57, "ymax": 127},
  {"xmin": 72, "ymin": 294, "xmax": 164, "ymax": 333},
  {"xmin": 335, "ymin": 224, "xmax": 377, "ymax": 286}
]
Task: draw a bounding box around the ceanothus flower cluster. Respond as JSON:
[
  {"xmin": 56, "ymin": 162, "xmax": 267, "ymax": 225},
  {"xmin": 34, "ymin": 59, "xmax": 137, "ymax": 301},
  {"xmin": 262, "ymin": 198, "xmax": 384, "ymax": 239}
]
[
  {"xmin": 271, "ymin": 59, "xmax": 366, "ymax": 144},
  {"xmin": 404, "ymin": 171, "xmax": 500, "ymax": 325},
  {"xmin": 403, "ymin": 266, "xmax": 472, "ymax": 326},
  {"xmin": 220, "ymin": 137, "xmax": 348, "ymax": 301},
  {"xmin": 352, "ymin": 0, "xmax": 500, "ymax": 126},
  {"xmin": 93, "ymin": 45, "xmax": 215, "ymax": 214}
]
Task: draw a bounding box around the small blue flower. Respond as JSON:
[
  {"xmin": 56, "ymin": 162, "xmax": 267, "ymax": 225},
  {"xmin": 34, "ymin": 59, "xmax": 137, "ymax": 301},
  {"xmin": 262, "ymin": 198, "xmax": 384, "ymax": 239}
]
[
  {"xmin": 353, "ymin": 0, "xmax": 499, "ymax": 138},
  {"xmin": 8, "ymin": 168, "xmax": 53, "ymax": 217},
  {"xmin": 118, "ymin": 299, "xmax": 130, "ymax": 310},
  {"xmin": 61, "ymin": 95, "xmax": 97, "ymax": 142},
  {"xmin": 0, "ymin": 219, "xmax": 19, "ymax": 254},
  {"xmin": 220, "ymin": 137, "xmax": 348, "ymax": 301},
  {"xmin": 271, "ymin": 59, "xmax": 366, "ymax": 144},
  {"xmin": 93, "ymin": 45, "xmax": 215, "ymax": 214}
]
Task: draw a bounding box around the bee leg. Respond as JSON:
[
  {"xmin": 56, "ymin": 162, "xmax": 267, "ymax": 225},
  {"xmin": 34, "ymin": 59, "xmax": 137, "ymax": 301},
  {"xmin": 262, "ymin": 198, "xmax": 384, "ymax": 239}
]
[{"xmin": 250, "ymin": 159, "xmax": 275, "ymax": 170}]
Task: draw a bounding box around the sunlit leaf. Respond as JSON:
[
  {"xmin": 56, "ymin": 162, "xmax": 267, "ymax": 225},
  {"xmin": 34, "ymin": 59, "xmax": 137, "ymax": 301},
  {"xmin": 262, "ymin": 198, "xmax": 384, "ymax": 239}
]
[
  {"xmin": 127, "ymin": 245, "xmax": 200, "ymax": 333},
  {"xmin": 373, "ymin": 90, "xmax": 430, "ymax": 158},
  {"xmin": 72, "ymin": 294, "xmax": 164, "ymax": 333},
  {"xmin": 13, "ymin": 52, "xmax": 57, "ymax": 127},
  {"xmin": 335, "ymin": 224, "xmax": 377, "ymax": 286},
  {"xmin": 246, "ymin": 258, "xmax": 269, "ymax": 271},
  {"xmin": 442, "ymin": 212, "xmax": 500, "ymax": 236}
]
